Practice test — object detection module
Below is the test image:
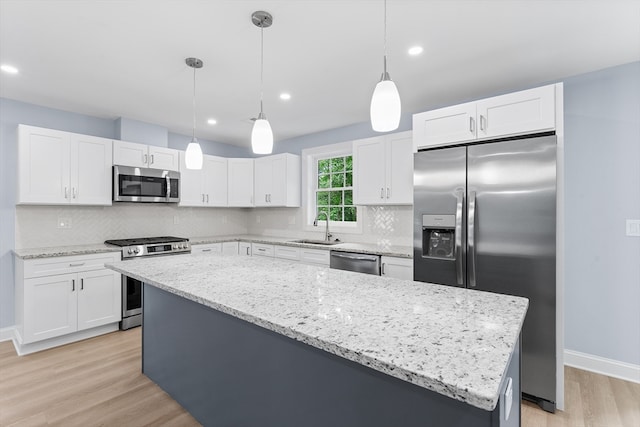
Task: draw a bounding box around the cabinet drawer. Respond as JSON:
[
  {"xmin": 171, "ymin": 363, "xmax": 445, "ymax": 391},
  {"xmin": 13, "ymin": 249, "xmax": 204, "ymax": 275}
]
[
  {"xmin": 300, "ymin": 248, "xmax": 330, "ymax": 266},
  {"xmin": 192, "ymin": 243, "xmax": 223, "ymax": 254},
  {"xmin": 275, "ymin": 246, "xmax": 300, "ymax": 261},
  {"xmin": 222, "ymin": 242, "xmax": 239, "ymax": 255},
  {"xmin": 23, "ymin": 253, "xmax": 119, "ymax": 279},
  {"xmin": 252, "ymin": 243, "xmax": 274, "ymax": 257}
]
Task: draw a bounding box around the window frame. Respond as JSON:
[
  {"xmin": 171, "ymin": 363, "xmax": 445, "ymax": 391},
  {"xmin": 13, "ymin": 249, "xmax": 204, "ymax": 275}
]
[{"xmin": 301, "ymin": 142, "xmax": 363, "ymax": 234}]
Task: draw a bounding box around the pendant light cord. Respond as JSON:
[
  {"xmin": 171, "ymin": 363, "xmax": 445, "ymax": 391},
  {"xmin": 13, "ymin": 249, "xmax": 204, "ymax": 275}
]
[
  {"xmin": 260, "ymin": 24, "xmax": 264, "ymax": 115},
  {"xmin": 192, "ymin": 64, "xmax": 197, "ymax": 140},
  {"xmin": 383, "ymin": 0, "xmax": 388, "ymax": 75}
]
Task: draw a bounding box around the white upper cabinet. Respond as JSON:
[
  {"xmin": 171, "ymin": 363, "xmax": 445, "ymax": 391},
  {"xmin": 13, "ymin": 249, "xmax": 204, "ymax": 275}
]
[
  {"xmin": 179, "ymin": 153, "xmax": 228, "ymax": 207},
  {"xmin": 413, "ymin": 84, "xmax": 557, "ymax": 150},
  {"xmin": 353, "ymin": 130, "xmax": 413, "ymax": 205},
  {"xmin": 17, "ymin": 125, "xmax": 112, "ymax": 205},
  {"xmin": 113, "ymin": 140, "xmax": 180, "ymax": 171},
  {"xmin": 254, "ymin": 153, "xmax": 300, "ymax": 207},
  {"xmin": 227, "ymin": 158, "xmax": 254, "ymax": 207}
]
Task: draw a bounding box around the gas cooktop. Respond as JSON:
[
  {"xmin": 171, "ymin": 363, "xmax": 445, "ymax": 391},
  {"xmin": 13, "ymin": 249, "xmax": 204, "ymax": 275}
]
[{"xmin": 105, "ymin": 236, "xmax": 188, "ymax": 247}]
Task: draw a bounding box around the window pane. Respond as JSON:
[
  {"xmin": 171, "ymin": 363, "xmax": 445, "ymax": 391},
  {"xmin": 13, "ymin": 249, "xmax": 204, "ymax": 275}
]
[
  {"xmin": 344, "ymin": 190, "xmax": 353, "ymax": 206},
  {"xmin": 318, "ymin": 174, "xmax": 330, "ymax": 189},
  {"xmin": 345, "ymin": 155, "xmax": 353, "ymax": 171},
  {"xmin": 317, "ymin": 207, "xmax": 329, "ymax": 218},
  {"xmin": 330, "ymin": 207, "xmax": 343, "ymax": 221},
  {"xmin": 345, "ymin": 172, "xmax": 352, "ymax": 187},
  {"xmin": 344, "ymin": 207, "xmax": 357, "ymax": 222},
  {"xmin": 330, "ymin": 157, "xmax": 345, "ymax": 172},
  {"xmin": 331, "ymin": 173, "xmax": 344, "ymax": 188},
  {"xmin": 318, "ymin": 159, "xmax": 330, "ymax": 174},
  {"xmin": 316, "ymin": 191, "xmax": 329, "ymax": 206},
  {"xmin": 330, "ymin": 191, "xmax": 343, "ymax": 205}
]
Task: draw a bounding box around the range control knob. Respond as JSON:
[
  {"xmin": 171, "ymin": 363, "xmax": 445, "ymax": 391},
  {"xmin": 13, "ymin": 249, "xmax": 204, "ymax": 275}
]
[
  {"xmin": 179, "ymin": 244, "xmax": 185, "ymax": 249},
  {"xmin": 133, "ymin": 248, "xmax": 140, "ymax": 254},
  {"xmin": 172, "ymin": 244, "xmax": 177, "ymax": 250},
  {"xmin": 127, "ymin": 249, "xmax": 133, "ymax": 255}
]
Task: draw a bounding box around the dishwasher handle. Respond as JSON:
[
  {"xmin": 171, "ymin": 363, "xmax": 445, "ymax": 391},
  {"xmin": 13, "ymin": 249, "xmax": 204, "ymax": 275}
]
[{"xmin": 330, "ymin": 252, "xmax": 379, "ymax": 262}]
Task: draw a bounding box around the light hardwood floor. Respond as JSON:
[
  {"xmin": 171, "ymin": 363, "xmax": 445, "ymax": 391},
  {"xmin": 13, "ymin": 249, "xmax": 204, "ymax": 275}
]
[{"xmin": 1, "ymin": 329, "xmax": 638, "ymax": 427}]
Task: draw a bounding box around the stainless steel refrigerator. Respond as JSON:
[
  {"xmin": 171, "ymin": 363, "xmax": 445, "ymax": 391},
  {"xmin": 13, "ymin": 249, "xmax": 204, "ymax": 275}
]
[{"xmin": 413, "ymin": 134, "xmax": 557, "ymax": 412}]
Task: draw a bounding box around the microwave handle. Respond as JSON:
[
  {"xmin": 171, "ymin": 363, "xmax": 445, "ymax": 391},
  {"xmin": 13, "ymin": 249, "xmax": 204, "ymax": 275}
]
[{"xmin": 166, "ymin": 175, "xmax": 171, "ymax": 201}]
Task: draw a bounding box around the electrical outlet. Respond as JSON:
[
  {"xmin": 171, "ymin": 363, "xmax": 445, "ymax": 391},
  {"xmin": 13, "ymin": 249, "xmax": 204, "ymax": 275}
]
[
  {"xmin": 57, "ymin": 217, "xmax": 72, "ymax": 229},
  {"xmin": 627, "ymin": 219, "xmax": 640, "ymax": 237}
]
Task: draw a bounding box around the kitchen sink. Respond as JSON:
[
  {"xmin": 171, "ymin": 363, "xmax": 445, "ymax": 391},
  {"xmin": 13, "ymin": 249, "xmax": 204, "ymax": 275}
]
[{"xmin": 289, "ymin": 239, "xmax": 342, "ymax": 246}]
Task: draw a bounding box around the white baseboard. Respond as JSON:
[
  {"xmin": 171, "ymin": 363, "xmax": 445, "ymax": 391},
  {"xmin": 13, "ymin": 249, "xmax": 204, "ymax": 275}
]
[
  {"xmin": 0, "ymin": 326, "xmax": 15, "ymax": 342},
  {"xmin": 565, "ymin": 349, "xmax": 640, "ymax": 384}
]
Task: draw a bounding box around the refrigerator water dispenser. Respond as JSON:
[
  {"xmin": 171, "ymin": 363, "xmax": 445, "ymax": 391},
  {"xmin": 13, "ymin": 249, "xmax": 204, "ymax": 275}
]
[{"xmin": 422, "ymin": 214, "xmax": 455, "ymax": 259}]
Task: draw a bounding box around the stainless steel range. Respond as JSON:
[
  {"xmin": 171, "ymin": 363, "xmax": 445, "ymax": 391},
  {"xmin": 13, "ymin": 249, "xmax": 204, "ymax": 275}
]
[{"xmin": 105, "ymin": 236, "xmax": 191, "ymax": 329}]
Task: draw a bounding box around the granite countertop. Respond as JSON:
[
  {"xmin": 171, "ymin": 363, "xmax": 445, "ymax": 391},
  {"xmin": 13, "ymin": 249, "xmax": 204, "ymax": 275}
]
[
  {"xmin": 190, "ymin": 234, "xmax": 413, "ymax": 258},
  {"xmin": 15, "ymin": 235, "xmax": 412, "ymax": 259},
  {"xmin": 106, "ymin": 253, "xmax": 527, "ymax": 411},
  {"xmin": 13, "ymin": 244, "xmax": 121, "ymax": 259}
]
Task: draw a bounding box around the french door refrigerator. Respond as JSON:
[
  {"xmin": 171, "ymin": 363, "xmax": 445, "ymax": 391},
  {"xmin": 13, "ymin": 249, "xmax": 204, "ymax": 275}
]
[{"xmin": 413, "ymin": 134, "xmax": 557, "ymax": 412}]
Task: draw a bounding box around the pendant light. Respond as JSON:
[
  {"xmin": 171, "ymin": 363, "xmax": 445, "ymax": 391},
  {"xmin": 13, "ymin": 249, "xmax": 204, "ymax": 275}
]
[
  {"xmin": 251, "ymin": 11, "xmax": 274, "ymax": 155},
  {"xmin": 185, "ymin": 57, "xmax": 204, "ymax": 170},
  {"xmin": 370, "ymin": 0, "xmax": 401, "ymax": 132}
]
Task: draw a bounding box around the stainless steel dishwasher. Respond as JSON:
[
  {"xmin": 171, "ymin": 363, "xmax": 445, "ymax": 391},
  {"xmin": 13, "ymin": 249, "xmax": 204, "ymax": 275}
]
[{"xmin": 329, "ymin": 251, "xmax": 381, "ymax": 275}]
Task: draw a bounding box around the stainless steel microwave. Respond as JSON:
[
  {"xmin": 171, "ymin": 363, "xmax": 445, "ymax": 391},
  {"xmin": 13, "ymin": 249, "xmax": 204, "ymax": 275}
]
[{"xmin": 113, "ymin": 165, "xmax": 180, "ymax": 203}]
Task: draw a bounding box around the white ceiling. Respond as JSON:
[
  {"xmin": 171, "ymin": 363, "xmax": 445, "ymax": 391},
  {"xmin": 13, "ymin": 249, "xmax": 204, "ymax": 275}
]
[{"xmin": 1, "ymin": 0, "xmax": 639, "ymax": 148}]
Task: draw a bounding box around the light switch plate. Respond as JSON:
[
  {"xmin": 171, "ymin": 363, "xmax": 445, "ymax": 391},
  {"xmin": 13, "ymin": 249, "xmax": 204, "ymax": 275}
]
[{"xmin": 627, "ymin": 219, "xmax": 640, "ymax": 237}]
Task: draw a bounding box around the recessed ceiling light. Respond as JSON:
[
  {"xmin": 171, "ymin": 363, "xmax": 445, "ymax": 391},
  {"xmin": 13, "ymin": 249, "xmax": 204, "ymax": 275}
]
[
  {"xmin": 408, "ymin": 46, "xmax": 424, "ymax": 56},
  {"xmin": 279, "ymin": 93, "xmax": 291, "ymax": 101},
  {"xmin": 207, "ymin": 118, "xmax": 217, "ymax": 125},
  {"xmin": 1, "ymin": 64, "xmax": 19, "ymax": 74}
]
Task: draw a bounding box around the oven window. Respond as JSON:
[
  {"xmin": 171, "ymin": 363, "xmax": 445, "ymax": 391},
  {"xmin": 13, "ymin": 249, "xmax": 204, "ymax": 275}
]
[
  {"xmin": 119, "ymin": 175, "xmax": 167, "ymax": 198},
  {"xmin": 125, "ymin": 276, "xmax": 142, "ymax": 311}
]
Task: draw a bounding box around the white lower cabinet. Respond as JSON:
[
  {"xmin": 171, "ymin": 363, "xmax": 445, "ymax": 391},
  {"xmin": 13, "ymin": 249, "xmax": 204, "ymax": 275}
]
[
  {"xmin": 300, "ymin": 248, "xmax": 330, "ymax": 266},
  {"xmin": 381, "ymin": 256, "xmax": 413, "ymax": 280},
  {"xmin": 192, "ymin": 243, "xmax": 223, "ymax": 254},
  {"xmin": 222, "ymin": 242, "xmax": 239, "ymax": 255},
  {"xmin": 252, "ymin": 243, "xmax": 275, "ymax": 257},
  {"xmin": 239, "ymin": 242, "xmax": 252, "ymax": 256},
  {"xmin": 275, "ymin": 246, "xmax": 300, "ymax": 262},
  {"xmin": 15, "ymin": 253, "xmax": 121, "ymax": 349}
]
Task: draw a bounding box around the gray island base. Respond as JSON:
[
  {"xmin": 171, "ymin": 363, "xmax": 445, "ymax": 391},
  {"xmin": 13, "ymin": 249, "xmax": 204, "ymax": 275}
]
[
  {"xmin": 106, "ymin": 254, "xmax": 526, "ymax": 427},
  {"xmin": 143, "ymin": 285, "xmax": 521, "ymax": 427}
]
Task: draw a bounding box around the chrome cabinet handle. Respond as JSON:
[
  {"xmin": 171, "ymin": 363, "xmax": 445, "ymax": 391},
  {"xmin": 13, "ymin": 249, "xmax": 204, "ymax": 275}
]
[
  {"xmin": 331, "ymin": 252, "xmax": 378, "ymax": 262},
  {"xmin": 69, "ymin": 262, "xmax": 85, "ymax": 267},
  {"xmin": 381, "ymin": 263, "xmax": 386, "ymax": 275},
  {"xmin": 144, "ymin": 154, "xmax": 148, "ymax": 164},
  {"xmin": 380, "ymin": 188, "xmax": 384, "ymax": 199},
  {"xmin": 246, "ymin": 247, "xmax": 250, "ymax": 255},
  {"xmin": 150, "ymin": 154, "xmax": 154, "ymax": 164},
  {"xmin": 202, "ymin": 249, "xmax": 212, "ymax": 252},
  {"xmin": 206, "ymin": 194, "xmax": 209, "ymax": 203},
  {"xmin": 80, "ymin": 278, "xmax": 84, "ymax": 290},
  {"xmin": 480, "ymin": 115, "xmax": 486, "ymax": 132},
  {"xmin": 72, "ymin": 187, "xmax": 77, "ymax": 199},
  {"xmin": 468, "ymin": 191, "xmax": 477, "ymax": 287},
  {"xmin": 387, "ymin": 187, "xmax": 390, "ymax": 199},
  {"xmin": 258, "ymin": 248, "xmax": 266, "ymax": 252},
  {"xmin": 265, "ymin": 194, "xmax": 268, "ymax": 202},
  {"xmin": 469, "ymin": 116, "xmax": 475, "ymax": 134},
  {"xmin": 65, "ymin": 187, "xmax": 68, "ymax": 199},
  {"xmin": 72, "ymin": 279, "xmax": 75, "ymax": 291},
  {"xmin": 455, "ymin": 191, "xmax": 464, "ymax": 286},
  {"xmin": 202, "ymin": 194, "xmax": 205, "ymax": 202}
]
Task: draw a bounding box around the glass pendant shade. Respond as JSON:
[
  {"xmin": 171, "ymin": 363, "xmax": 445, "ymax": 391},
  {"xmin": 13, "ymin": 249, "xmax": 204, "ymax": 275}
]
[
  {"xmin": 251, "ymin": 115, "xmax": 273, "ymax": 154},
  {"xmin": 185, "ymin": 138, "xmax": 203, "ymax": 169},
  {"xmin": 370, "ymin": 77, "xmax": 401, "ymax": 132}
]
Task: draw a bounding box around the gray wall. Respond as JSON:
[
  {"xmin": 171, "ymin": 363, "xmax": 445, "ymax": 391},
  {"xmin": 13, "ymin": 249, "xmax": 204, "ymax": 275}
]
[
  {"xmin": 1, "ymin": 62, "xmax": 639, "ymax": 368},
  {"xmin": 563, "ymin": 62, "xmax": 640, "ymax": 365}
]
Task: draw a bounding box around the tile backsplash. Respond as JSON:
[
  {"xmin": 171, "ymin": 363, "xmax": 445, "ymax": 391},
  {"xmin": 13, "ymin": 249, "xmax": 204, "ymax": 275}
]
[{"xmin": 16, "ymin": 204, "xmax": 249, "ymax": 249}]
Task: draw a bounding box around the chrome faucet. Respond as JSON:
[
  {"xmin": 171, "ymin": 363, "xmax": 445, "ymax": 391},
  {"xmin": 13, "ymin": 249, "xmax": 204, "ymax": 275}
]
[{"xmin": 313, "ymin": 212, "xmax": 332, "ymax": 242}]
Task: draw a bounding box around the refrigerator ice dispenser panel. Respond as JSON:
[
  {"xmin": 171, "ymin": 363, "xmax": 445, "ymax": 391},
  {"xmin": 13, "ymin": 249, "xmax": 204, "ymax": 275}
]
[{"xmin": 422, "ymin": 214, "xmax": 455, "ymax": 260}]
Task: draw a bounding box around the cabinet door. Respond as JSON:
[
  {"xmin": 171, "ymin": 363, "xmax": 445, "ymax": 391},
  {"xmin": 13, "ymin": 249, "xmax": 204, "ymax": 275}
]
[
  {"xmin": 70, "ymin": 133, "xmax": 113, "ymax": 205},
  {"xmin": 222, "ymin": 242, "xmax": 239, "ymax": 255},
  {"xmin": 179, "ymin": 152, "xmax": 205, "ymax": 206},
  {"xmin": 477, "ymin": 85, "xmax": 555, "ymax": 139},
  {"xmin": 385, "ymin": 132, "xmax": 413, "ymax": 205},
  {"xmin": 269, "ymin": 155, "xmax": 288, "ymax": 206},
  {"xmin": 353, "ymin": 136, "xmax": 386, "ymax": 205},
  {"xmin": 149, "ymin": 146, "xmax": 180, "ymax": 171},
  {"xmin": 239, "ymin": 242, "xmax": 252, "ymax": 256},
  {"xmin": 381, "ymin": 256, "xmax": 413, "ymax": 280},
  {"xmin": 228, "ymin": 158, "xmax": 254, "ymax": 207},
  {"xmin": 254, "ymin": 157, "xmax": 273, "ymax": 206},
  {"xmin": 77, "ymin": 269, "xmax": 121, "ymax": 331},
  {"xmin": 23, "ymin": 273, "xmax": 77, "ymax": 343},
  {"xmin": 17, "ymin": 125, "xmax": 70, "ymax": 204},
  {"xmin": 412, "ymin": 102, "xmax": 476, "ymax": 150},
  {"xmin": 202, "ymin": 155, "xmax": 228, "ymax": 206},
  {"xmin": 113, "ymin": 140, "xmax": 148, "ymax": 167},
  {"xmin": 300, "ymin": 248, "xmax": 330, "ymax": 266}
]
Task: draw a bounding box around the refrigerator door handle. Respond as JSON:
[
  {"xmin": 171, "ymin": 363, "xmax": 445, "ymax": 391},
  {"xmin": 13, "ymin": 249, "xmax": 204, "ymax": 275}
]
[
  {"xmin": 455, "ymin": 191, "xmax": 464, "ymax": 285},
  {"xmin": 468, "ymin": 191, "xmax": 477, "ymax": 287}
]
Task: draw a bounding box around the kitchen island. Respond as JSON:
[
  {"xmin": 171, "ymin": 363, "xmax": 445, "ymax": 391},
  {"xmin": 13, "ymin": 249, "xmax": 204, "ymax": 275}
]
[{"xmin": 106, "ymin": 253, "xmax": 527, "ymax": 427}]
